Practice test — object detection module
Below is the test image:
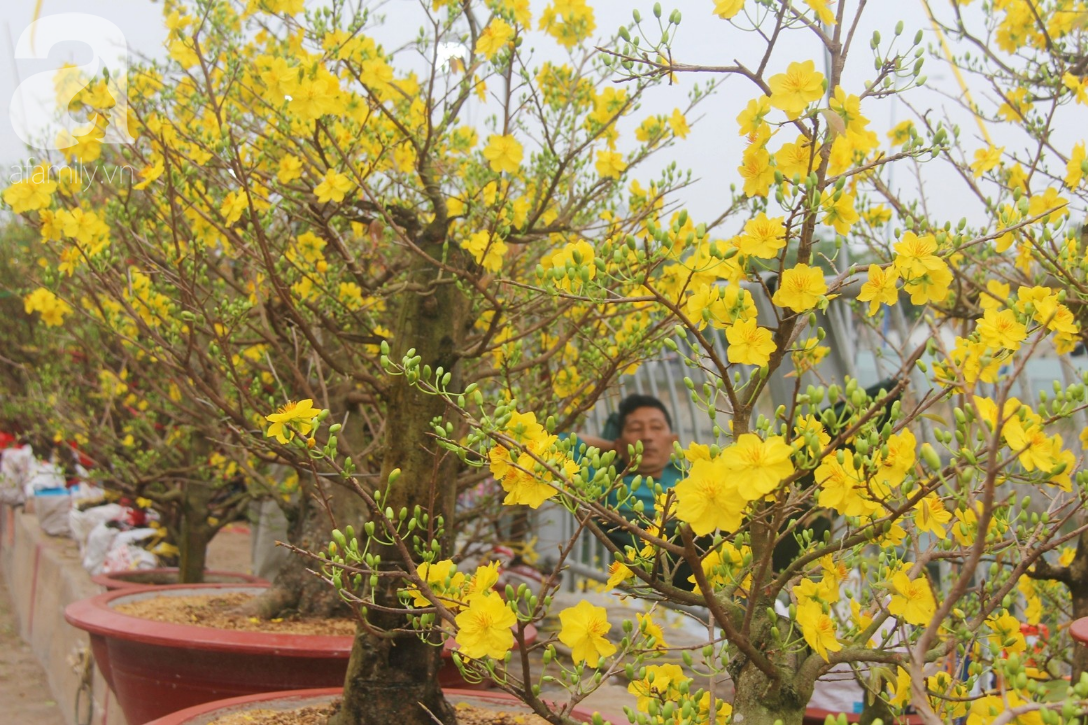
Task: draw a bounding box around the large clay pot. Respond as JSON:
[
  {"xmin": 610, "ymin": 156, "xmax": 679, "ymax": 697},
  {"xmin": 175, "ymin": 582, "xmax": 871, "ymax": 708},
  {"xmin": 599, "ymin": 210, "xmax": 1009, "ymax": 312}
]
[
  {"xmin": 92, "ymin": 568, "xmax": 267, "ymax": 590},
  {"xmin": 65, "ymin": 583, "xmax": 540, "ymax": 724},
  {"xmin": 65, "ymin": 584, "xmax": 352, "ymax": 724},
  {"xmin": 145, "ymin": 687, "xmax": 606, "ymax": 725}
]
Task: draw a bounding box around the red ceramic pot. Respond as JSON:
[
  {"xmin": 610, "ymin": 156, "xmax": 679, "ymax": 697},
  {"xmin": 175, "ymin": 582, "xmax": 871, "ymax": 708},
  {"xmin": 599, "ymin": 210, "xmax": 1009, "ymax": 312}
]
[
  {"xmin": 92, "ymin": 568, "xmax": 267, "ymax": 590},
  {"xmin": 146, "ymin": 687, "xmax": 606, "ymax": 725},
  {"xmin": 65, "ymin": 584, "xmax": 352, "ymax": 724},
  {"xmin": 1071, "ymin": 617, "xmax": 1088, "ymax": 645},
  {"xmin": 66, "ymin": 583, "xmax": 542, "ymax": 723}
]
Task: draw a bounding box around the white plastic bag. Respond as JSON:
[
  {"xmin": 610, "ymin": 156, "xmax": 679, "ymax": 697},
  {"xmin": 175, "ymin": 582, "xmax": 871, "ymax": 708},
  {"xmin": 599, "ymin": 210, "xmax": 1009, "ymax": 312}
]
[
  {"xmin": 102, "ymin": 541, "xmax": 159, "ymax": 573},
  {"xmin": 83, "ymin": 522, "xmax": 119, "ymax": 575},
  {"xmin": 35, "ymin": 491, "xmax": 72, "ymax": 537},
  {"xmin": 0, "ymin": 445, "xmax": 33, "ymax": 505},
  {"xmin": 69, "ymin": 504, "xmax": 124, "ymax": 555},
  {"xmin": 23, "ymin": 459, "xmax": 65, "ymax": 498},
  {"xmin": 101, "ymin": 528, "xmax": 159, "ymax": 573}
]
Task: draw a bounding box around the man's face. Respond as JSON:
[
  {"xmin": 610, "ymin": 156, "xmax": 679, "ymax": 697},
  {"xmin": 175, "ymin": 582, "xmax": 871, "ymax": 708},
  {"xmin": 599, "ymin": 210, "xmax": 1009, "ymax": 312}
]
[{"xmin": 616, "ymin": 406, "xmax": 677, "ymax": 477}]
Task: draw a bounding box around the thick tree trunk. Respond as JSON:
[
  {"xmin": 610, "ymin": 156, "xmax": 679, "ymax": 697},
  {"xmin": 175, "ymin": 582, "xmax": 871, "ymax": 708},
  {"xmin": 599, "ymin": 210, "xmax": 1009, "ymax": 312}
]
[
  {"xmin": 331, "ymin": 226, "xmax": 467, "ymax": 725},
  {"xmin": 722, "ymin": 586, "xmax": 812, "ymax": 725},
  {"xmin": 731, "ymin": 659, "xmax": 809, "ymax": 725},
  {"xmin": 177, "ymin": 476, "xmax": 212, "ymax": 584}
]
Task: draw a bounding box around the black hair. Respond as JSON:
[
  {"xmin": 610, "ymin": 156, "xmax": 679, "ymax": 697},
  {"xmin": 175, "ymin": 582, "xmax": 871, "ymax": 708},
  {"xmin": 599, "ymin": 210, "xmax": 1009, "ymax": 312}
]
[{"xmin": 616, "ymin": 394, "xmax": 673, "ymax": 432}]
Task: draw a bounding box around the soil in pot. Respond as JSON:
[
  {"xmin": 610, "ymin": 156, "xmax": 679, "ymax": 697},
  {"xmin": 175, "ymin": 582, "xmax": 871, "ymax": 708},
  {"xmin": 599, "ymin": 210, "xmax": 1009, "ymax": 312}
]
[
  {"xmin": 115, "ymin": 591, "xmax": 356, "ymax": 635},
  {"xmin": 209, "ymin": 700, "xmax": 554, "ymax": 725}
]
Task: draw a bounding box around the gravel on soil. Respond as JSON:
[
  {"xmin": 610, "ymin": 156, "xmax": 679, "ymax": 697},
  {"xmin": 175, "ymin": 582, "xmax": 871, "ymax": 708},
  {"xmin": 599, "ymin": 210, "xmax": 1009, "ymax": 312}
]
[
  {"xmin": 114, "ymin": 591, "xmax": 357, "ymax": 636},
  {"xmin": 209, "ymin": 700, "xmax": 552, "ymax": 725}
]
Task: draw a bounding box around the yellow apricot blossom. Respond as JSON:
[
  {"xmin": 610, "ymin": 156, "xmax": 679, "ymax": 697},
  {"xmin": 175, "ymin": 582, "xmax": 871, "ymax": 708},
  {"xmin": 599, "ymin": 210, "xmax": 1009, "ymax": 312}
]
[
  {"xmin": 951, "ymin": 504, "xmax": 979, "ymax": 548},
  {"xmin": 816, "ymin": 450, "xmax": 881, "ymax": 517},
  {"xmin": 768, "ymin": 60, "xmax": 825, "ymax": 119},
  {"xmin": 1063, "ymin": 72, "xmax": 1088, "ymax": 105},
  {"xmin": 821, "ymin": 189, "xmax": 859, "ymax": 234},
  {"xmin": 483, "ymin": 134, "xmax": 523, "ymax": 174},
  {"xmin": 454, "ymin": 592, "xmax": 517, "ymax": 660},
  {"xmin": 872, "ymin": 429, "xmax": 916, "ymax": 489},
  {"xmin": 407, "ymin": 559, "xmax": 466, "ymax": 608},
  {"xmin": 987, "ymin": 610, "xmax": 1027, "ymax": 654},
  {"xmin": 738, "ymin": 213, "xmax": 786, "ymax": 258},
  {"xmin": 857, "ymin": 265, "xmax": 898, "ymax": 316},
  {"xmin": 557, "ymin": 600, "xmax": 617, "ymax": 667},
  {"xmin": 796, "ymin": 601, "xmax": 842, "ymax": 662},
  {"xmin": 773, "ymin": 263, "xmax": 827, "ymax": 312},
  {"xmin": 462, "ymin": 231, "xmax": 507, "ymax": 273},
  {"xmin": 595, "ymin": 150, "xmax": 627, "ymax": 178},
  {"xmin": 3, "ymin": 166, "xmax": 57, "ymax": 213},
  {"xmin": 720, "ymin": 434, "xmax": 795, "ymax": 499},
  {"xmin": 1002, "ymin": 417, "xmax": 1056, "ymax": 472},
  {"xmin": 713, "ymin": 0, "xmax": 745, "ymax": 19},
  {"xmin": 277, "ymin": 155, "xmax": 303, "ymax": 184},
  {"xmin": 628, "ymin": 664, "xmax": 687, "ymax": 713},
  {"xmin": 736, "ymin": 96, "xmax": 770, "ymax": 136},
  {"xmin": 970, "ymin": 145, "xmax": 1004, "ymax": 177},
  {"xmin": 264, "ymin": 399, "xmax": 319, "ymax": 444},
  {"xmin": 804, "ymin": 0, "xmax": 837, "ymax": 25},
  {"xmin": 475, "ymin": 18, "xmax": 514, "ymax": 59},
  {"xmin": 1027, "ymin": 187, "xmax": 1068, "ymax": 224},
  {"xmin": 1066, "ymin": 141, "xmax": 1085, "ymax": 189},
  {"xmin": 774, "ymin": 135, "xmax": 816, "ymax": 179},
  {"xmin": 668, "ymin": 108, "xmax": 690, "ymax": 138},
  {"xmin": 738, "ymin": 144, "xmax": 775, "ymax": 197},
  {"xmin": 888, "ymin": 120, "xmax": 914, "ymax": 145},
  {"xmin": 23, "ymin": 288, "xmax": 72, "ymax": 327},
  {"xmin": 538, "ymin": 0, "xmax": 595, "ymax": 49},
  {"xmin": 888, "ymin": 571, "xmax": 936, "ymax": 626},
  {"xmin": 635, "ymin": 612, "xmax": 668, "ymax": 650},
  {"xmin": 976, "ymin": 308, "xmax": 1027, "ymax": 352},
  {"xmin": 314, "ymin": 170, "xmax": 353, "ymax": 203},
  {"xmin": 726, "ymin": 318, "xmax": 776, "ymax": 367},
  {"xmin": 914, "ymin": 495, "xmax": 952, "ymax": 539},
  {"xmin": 892, "ymin": 232, "xmax": 943, "ymax": 278},
  {"xmin": 604, "ymin": 560, "xmax": 634, "ymax": 590},
  {"xmin": 674, "ymin": 456, "xmax": 747, "ymax": 535}
]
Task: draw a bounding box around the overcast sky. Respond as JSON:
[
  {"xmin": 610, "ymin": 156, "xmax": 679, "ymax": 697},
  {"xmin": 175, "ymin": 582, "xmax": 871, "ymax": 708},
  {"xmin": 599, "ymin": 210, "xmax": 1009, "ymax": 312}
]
[{"xmin": 1, "ymin": 1, "xmax": 1077, "ymax": 232}]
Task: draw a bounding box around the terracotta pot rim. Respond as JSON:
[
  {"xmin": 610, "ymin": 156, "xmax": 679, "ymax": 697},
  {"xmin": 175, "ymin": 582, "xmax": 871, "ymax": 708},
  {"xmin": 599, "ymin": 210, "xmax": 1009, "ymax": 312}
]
[
  {"xmin": 64, "ymin": 583, "xmax": 354, "ymax": 656},
  {"xmin": 1071, "ymin": 617, "xmax": 1088, "ymax": 645},
  {"xmin": 65, "ymin": 583, "xmax": 539, "ymax": 658},
  {"xmin": 91, "ymin": 568, "xmax": 268, "ymax": 590},
  {"xmin": 146, "ymin": 686, "xmax": 604, "ymax": 725}
]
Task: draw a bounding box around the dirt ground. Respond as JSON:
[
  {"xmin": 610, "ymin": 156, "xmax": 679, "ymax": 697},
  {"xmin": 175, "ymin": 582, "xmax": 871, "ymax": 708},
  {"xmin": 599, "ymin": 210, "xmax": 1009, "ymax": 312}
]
[
  {"xmin": 0, "ymin": 575, "xmax": 67, "ymax": 725},
  {"xmin": 205, "ymin": 523, "xmax": 255, "ymax": 573}
]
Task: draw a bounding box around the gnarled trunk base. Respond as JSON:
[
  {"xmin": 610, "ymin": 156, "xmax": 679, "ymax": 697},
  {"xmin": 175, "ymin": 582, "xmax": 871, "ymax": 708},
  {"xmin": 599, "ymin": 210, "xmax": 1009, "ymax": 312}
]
[
  {"xmin": 330, "ymin": 623, "xmax": 453, "ymax": 725},
  {"xmin": 254, "ymin": 496, "xmax": 350, "ymax": 619},
  {"xmin": 732, "ymin": 660, "xmax": 808, "ymax": 725}
]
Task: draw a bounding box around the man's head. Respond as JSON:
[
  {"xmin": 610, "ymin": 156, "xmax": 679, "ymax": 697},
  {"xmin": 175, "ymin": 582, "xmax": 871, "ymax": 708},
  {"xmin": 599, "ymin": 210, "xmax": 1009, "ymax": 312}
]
[{"xmin": 614, "ymin": 394, "xmax": 678, "ymax": 478}]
